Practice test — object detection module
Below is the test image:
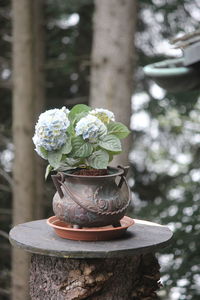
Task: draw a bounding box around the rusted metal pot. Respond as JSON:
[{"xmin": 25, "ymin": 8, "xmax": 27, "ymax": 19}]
[{"xmin": 51, "ymin": 166, "xmax": 131, "ymax": 228}]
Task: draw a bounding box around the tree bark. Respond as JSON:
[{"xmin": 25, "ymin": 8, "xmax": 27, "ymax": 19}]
[
  {"xmin": 12, "ymin": 0, "xmax": 45, "ymax": 299},
  {"xmin": 30, "ymin": 253, "xmax": 160, "ymax": 300},
  {"xmin": 89, "ymin": 0, "xmax": 137, "ymax": 166},
  {"xmin": 12, "ymin": 0, "xmax": 35, "ymax": 298}
]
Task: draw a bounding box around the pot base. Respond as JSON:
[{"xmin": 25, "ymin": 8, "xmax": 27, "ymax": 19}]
[{"xmin": 47, "ymin": 216, "xmax": 135, "ymax": 241}]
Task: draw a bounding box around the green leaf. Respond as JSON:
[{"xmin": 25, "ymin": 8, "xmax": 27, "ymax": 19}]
[
  {"xmin": 74, "ymin": 111, "xmax": 89, "ymax": 123},
  {"xmin": 60, "ymin": 138, "xmax": 72, "ymax": 154},
  {"xmin": 71, "ymin": 136, "xmax": 93, "ymax": 158},
  {"xmin": 66, "ymin": 123, "xmax": 75, "ymax": 135},
  {"xmin": 57, "ymin": 158, "xmax": 83, "ymax": 171},
  {"xmin": 99, "ymin": 134, "xmax": 122, "ymax": 152},
  {"xmin": 107, "ymin": 122, "xmax": 130, "ymax": 139},
  {"xmin": 47, "ymin": 149, "xmax": 62, "ymax": 169},
  {"xmin": 108, "ymin": 152, "xmax": 114, "ymax": 162},
  {"xmin": 87, "ymin": 150, "xmax": 109, "ymax": 169},
  {"xmin": 45, "ymin": 164, "xmax": 53, "ymax": 180},
  {"xmin": 69, "ymin": 104, "xmax": 91, "ymax": 122},
  {"xmin": 65, "ymin": 157, "xmax": 82, "ymax": 167},
  {"xmin": 39, "ymin": 146, "xmax": 48, "ymax": 159}
]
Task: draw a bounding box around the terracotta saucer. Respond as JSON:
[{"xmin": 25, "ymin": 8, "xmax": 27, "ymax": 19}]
[{"xmin": 47, "ymin": 216, "xmax": 135, "ymax": 241}]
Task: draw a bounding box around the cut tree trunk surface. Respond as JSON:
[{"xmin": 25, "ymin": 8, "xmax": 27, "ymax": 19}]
[{"xmin": 9, "ymin": 219, "xmax": 173, "ymax": 258}]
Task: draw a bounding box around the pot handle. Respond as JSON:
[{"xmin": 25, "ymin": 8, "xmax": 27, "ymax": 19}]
[
  {"xmin": 52, "ymin": 172, "xmax": 103, "ymax": 214},
  {"xmin": 51, "ymin": 173, "xmax": 65, "ymax": 198},
  {"xmin": 117, "ymin": 165, "xmax": 129, "ymax": 188}
]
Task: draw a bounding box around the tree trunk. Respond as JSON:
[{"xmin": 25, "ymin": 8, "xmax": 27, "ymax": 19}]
[
  {"xmin": 30, "ymin": 253, "xmax": 160, "ymax": 300},
  {"xmin": 12, "ymin": 0, "xmax": 45, "ymax": 299},
  {"xmin": 12, "ymin": 0, "xmax": 35, "ymax": 298},
  {"xmin": 89, "ymin": 0, "xmax": 137, "ymax": 166}
]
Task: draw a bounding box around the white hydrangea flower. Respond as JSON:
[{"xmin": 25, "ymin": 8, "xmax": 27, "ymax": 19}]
[
  {"xmin": 89, "ymin": 108, "xmax": 115, "ymax": 124},
  {"xmin": 75, "ymin": 115, "xmax": 107, "ymax": 142},
  {"xmin": 33, "ymin": 108, "xmax": 70, "ymax": 152},
  {"xmin": 61, "ymin": 106, "xmax": 70, "ymax": 116}
]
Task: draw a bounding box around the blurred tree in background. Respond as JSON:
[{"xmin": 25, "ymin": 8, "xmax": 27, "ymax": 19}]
[
  {"xmin": 0, "ymin": 1, "xmax": 12, "ymax": 299},
  {"xmin": 0, "ymin": 0, "xmax": 200, "ymax": 299},
  {"xmin": 89, "ymin": 0, "xmax": 137, "ymax": 166}
]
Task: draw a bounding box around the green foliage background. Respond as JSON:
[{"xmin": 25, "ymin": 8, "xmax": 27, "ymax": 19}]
[{"xmin": 131, "ymin": 1, "xmax": 200, "ymax": 299}]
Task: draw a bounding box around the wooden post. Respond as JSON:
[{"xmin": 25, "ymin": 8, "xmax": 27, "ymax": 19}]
[{"xmin": 9, "ymin": 219, "xmax": 173, "ymax": 299}]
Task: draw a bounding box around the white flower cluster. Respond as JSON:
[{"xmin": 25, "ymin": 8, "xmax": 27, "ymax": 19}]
[
  {"xmin": 33, "ymin": 108, "xmax": 70, "ymax": 153},
  {"xmin": 61, "ymin": 106, "xmax": 70, "ymax": 116},
  {"xmin": 32, "ymin": 104, "xmax": 127, "ymax": 172},
  {"xmin": 75, "ymin": 114, "xmax": 107, "ymax": 142},
  {"xmin": 89, "ymin": 108, "xmax": 115, "ymax": 124}
]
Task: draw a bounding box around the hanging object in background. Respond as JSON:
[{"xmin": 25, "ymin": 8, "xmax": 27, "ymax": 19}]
[
  {"xmin": 143, "ymin": 29, "xmax": 200, "ymax": 93},
  {"xmin": 171, "ymin": 29, "xmax": 200, "ymax": 67}
]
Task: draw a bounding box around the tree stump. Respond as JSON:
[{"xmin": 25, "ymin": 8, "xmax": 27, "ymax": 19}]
[{"xmin": 9, "ymin": 219, "xmax": 173, "ymax": 300}]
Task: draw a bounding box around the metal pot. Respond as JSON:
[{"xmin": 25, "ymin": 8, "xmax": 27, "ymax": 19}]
[{"xmin": 51, "ymin": 166, "xmax": 131, "ymax": 227}]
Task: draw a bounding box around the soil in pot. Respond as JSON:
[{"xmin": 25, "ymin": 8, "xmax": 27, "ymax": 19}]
[{"xmin": 73, "ymin": 168, "xmax": 109, "ymax": 176}]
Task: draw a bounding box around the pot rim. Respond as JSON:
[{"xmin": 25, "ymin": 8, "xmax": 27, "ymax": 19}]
[{"xmin": 61, "ymin": 166, "xmax": 124, "ymax": 179}]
